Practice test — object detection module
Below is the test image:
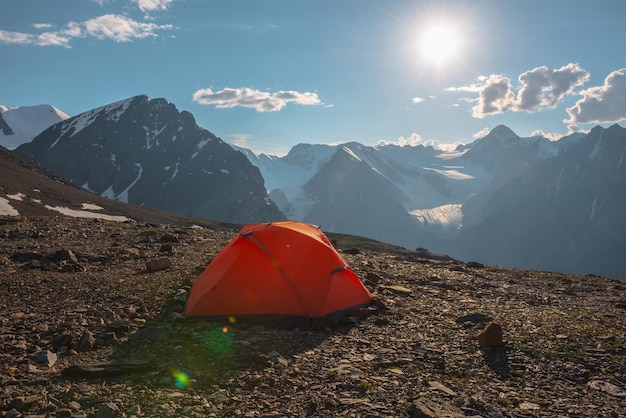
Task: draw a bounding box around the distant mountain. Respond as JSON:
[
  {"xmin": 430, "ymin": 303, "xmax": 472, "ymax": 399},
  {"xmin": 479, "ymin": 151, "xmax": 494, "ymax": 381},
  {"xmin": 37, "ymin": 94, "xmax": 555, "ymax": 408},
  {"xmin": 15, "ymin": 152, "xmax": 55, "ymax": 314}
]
[
  {"xmin": 450, "ymin": 124, "xmax": 626, "ymax": 279},
  {"xmin": 236, "ymin": 125, "xmax": 626, "ymax": 280},
  {"xmin": 302, "ymin": 146, "xmax": 424, "ymax": 248},
  {"xmin": 0, "ymin": 104, "xmax": 69, "ymax": 150},
  {"xmin": 15, "ymin": 95, "xmax": 284, "ymax": 225},
  {"xmin": 236, "ymin": 131, "xmax": 557, "ymax": 247},
  {"xmin": 459, "ymin": 125, "xmax": 560, "ymax": 228}
]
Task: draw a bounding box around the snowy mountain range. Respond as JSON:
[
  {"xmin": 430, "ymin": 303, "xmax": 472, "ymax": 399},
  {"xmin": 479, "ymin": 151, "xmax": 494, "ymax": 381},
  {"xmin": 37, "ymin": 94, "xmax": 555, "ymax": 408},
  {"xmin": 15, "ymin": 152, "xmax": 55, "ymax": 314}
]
[
  {"xmin": 234, "ymin": 126, "xmax": 568, "ymax": 246},
  {"xmin": 2, "ymin": 96, "xmax": 624, "ymax": 279}
]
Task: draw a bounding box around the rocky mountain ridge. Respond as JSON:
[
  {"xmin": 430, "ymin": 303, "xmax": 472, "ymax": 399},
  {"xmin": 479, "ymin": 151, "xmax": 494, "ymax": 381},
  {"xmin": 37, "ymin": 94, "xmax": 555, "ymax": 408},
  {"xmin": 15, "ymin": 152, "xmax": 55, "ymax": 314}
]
[{"xmin": 14, "ymin": 95, "xmax": 284, "ymax": 225}]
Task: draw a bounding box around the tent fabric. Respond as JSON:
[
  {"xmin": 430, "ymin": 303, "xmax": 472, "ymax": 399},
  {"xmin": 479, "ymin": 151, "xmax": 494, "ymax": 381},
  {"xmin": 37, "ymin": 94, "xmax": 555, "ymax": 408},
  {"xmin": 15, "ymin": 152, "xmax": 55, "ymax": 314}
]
[{"xmin": 185, "ymin": 221, "xmax": 372, "ymax": 318}]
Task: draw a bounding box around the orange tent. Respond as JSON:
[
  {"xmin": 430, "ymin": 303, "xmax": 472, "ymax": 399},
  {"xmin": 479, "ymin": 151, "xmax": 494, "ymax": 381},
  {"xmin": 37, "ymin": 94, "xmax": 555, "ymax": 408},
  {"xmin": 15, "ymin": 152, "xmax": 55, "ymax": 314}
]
[{"xmin": 185, "ymin": 221, "xmax": 372, "ymax": 319}]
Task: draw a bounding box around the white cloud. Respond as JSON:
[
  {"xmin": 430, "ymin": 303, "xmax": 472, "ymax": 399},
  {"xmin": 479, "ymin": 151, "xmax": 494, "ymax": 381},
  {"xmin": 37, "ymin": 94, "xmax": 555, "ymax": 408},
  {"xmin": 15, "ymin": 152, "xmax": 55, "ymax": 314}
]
[
  {"xmin": 398, "ymin": 133, "xmax": 423, "ymax": 146},
  {"xmin": 448, "ymin": 64, "xmax": 591, "ymax": 119},
  {"xmin": 33, "ymin": 23, "xmax": 53, "ymax": 29},
  {"xmin": 471, "ymin": 74, "xmax": 515, "ymax": 118},
  {"xmin": 133, "ymin": 0, "xmax": 173, "ymax": 12},
  {"xmin": 228, "ymin": 133, "xmax": 253, "ymax": 148},
  {"xmin": 0, "ymin": 30, "xmax": 36, "ymax": 45},
  {"xmin": 376, "ymin": 133, "xmax": 423, "ymax": 147},
  {"xmin": 412, "ymin": 97, "xmax": 425, "ymax": 104},
  {"xmin": 37, "ymin": 32, "xmax": 72, "ymax": 47},
  {"xmin": 192, "ymin": 87, "xmax": 322, "ymax": 112},
  {"xmin": 473, "ymin": 127, "xmax": 491, "ymax": 138},
  {"xmin": 517, "ymin": 64, "xmax": 589, "ymax": 111},
  {"xmin": 83, "ymin": 14, "xmax": 172, "ymax": 42},
  {"xmin": 565, "ymin": 68, "xmax": 626, "ymax": 126},
  {"xmin": 0, "ymin": 14, "xmax": 172, "ymax": 47},
  {"xmin": 529, "ymin": 129, "xmax": 563, "ymax": 142}
]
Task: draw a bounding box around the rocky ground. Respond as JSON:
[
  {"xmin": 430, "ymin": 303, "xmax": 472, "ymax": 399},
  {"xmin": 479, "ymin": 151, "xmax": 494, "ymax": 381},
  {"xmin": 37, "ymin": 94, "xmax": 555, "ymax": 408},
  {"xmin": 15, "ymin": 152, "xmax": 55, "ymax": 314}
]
[{"xmin": 1, "ymin": 216, "xmax": 625, "ymax": 418}]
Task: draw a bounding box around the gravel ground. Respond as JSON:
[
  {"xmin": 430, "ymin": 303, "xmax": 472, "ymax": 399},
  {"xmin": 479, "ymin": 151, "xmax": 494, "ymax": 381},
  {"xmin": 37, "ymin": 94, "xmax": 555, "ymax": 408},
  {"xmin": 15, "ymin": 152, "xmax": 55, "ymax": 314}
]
[{"xmin": 1, "ymin": 216, "xmax": 625, "ymax": 418}]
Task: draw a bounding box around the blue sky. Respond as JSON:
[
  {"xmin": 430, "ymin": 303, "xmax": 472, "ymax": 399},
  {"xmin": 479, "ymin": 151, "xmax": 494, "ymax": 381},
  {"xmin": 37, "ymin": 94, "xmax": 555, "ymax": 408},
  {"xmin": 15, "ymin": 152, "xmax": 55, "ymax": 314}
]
[{"xmin": 1, "ymin": 0, "xmax": 626, "ymax": 155}]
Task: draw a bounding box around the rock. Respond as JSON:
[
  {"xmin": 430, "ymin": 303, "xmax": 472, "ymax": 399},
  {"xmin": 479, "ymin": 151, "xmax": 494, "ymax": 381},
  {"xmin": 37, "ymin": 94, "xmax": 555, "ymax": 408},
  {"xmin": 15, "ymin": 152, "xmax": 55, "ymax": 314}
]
[
  {"xmin": 159, "ymin": 243, "xmax": 175, "ymax": 254},
  {"xmin": 29, "ymin": 350, "xmax": 57, "ymax": 367},
  {"xmin": 52, "ymin": 332, "xmax": 74, "ymax": 349},
  {"xmin": 477, "ymin": 322, "xmax": 503, "ymax": 348},
  {"xmin": 159, "ymin": 233, "xmax": 180, "ymax": 243},
  {"xmin": 146, "ymin": 256, "xmax": 173, "ymax": 271},
  {"xmin": 409, "ymin": 398, "xmax": 465, "ymax": 418},
  {"xmin": 5, "ymin": 408, "xmax": 20, "ymax": 418},
  {"xmin": 588, "ymin": 380, "xmax": 626, "ymax": 397},
  {"xmin": 455, "ymin": 313, "xmax": 494, "ymax": 324},
  {"xmin": 428, "ymin": 381, "xmax": 457, "ymax": 396},
  {"xmin": 365, "ymin": 271, "xmax": 383, "ymax": 285},
  {"xmin": 52, "ymin": 249, "xmax": 78, "ymax": 263},
  {"xmin": 96, "ymin": 402, "xmax": 122, "ymax": 418},
  {"xmin": 519, "ymin": 401, "xmax": 540, "ymax": 411},
  {"xmin": 379, "ymin": 284, "xmax": 412, "ymax": 296},
  {"xmin": 75, "ymin": 331, "xmax": 96, "ymax": 352}
]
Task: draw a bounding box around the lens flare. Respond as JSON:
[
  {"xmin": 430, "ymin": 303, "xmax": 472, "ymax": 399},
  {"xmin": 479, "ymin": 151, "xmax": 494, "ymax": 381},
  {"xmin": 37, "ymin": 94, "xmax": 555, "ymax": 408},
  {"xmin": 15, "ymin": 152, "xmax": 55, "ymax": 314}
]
[
  {"xmin": 206, "ymin": 327, "xmax": 234, "ymax": 354},
  {"xmin": 228, "ymin": 316, "xmax": 237, "ymax": 323},
  {"xmin": 170, "ymin": 368, "xmax": 192, "ymax": 389}
]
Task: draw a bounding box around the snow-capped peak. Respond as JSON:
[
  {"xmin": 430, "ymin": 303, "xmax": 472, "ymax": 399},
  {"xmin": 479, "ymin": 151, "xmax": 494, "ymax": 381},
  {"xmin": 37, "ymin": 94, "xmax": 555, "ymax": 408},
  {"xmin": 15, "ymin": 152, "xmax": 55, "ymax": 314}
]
[{"xmin": 0, "ymin": 104, "xmax": 70, "ymax": 149}]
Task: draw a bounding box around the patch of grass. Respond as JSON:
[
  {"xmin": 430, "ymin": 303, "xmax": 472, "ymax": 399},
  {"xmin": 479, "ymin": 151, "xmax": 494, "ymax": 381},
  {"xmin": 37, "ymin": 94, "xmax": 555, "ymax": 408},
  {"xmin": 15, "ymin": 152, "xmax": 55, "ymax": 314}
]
[{"xmin": 357, "ymin": 381, "xmax": 371, "ymax": 391}]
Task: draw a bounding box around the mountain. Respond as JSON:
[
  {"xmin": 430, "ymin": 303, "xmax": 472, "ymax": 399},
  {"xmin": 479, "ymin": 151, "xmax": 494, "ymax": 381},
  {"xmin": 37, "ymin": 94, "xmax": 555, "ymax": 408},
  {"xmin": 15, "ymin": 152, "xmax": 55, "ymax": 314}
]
[
  {"xmin": 15, "ymin": 95, "xmax": 284, "ymax": 225},
  {"xmin": 236, "ymin": 126, "xmax": 626, "ymax": 279},
  {"xmin": 236, "ymin": 131, "xmax": 557, "ymax": 247},
  {"xmin": 459, "ymin": 125, "xmax": 560, "ymax": 228},
  {"xmin": 450, "ymin": 124, "xmax": 626, "ymax": 279},
  {"xmin": 301, "ymin": 146, "xmax": 424, "ymax": 248},
  {"xmin": 0, "ymin": 104, "xmax": 70, "ymax": 150}
]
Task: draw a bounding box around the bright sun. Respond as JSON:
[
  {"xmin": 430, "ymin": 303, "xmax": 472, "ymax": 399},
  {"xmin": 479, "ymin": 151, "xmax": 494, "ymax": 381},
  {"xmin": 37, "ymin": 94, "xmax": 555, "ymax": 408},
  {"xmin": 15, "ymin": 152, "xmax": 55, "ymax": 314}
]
[{"xmin": 418, "ymin": 23, "xmax": 460, "ymax": 65}]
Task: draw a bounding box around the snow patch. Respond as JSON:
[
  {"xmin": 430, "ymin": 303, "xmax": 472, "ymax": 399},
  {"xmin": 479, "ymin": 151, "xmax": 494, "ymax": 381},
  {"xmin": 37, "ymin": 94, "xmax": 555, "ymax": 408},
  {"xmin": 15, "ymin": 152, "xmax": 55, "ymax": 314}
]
[
  {"xmin": 0, "ymin": 196, "xmax": 19, "ymax": 216},
  {"xmin": 44, "ymin": 205, "xmax": 128, "ymax": 222},
  {"xmin": 116, "ymin": 163, "xmax": 143, "ymax": 203},
  {"xmin": 342, "ymin": 146, "xmax": 362, "ymax": 162},
  {"xmin": 423, "ymin": 167, "xmax": 475, "ymax": 180},
  {"xmin": 81, "ymin": 203, "xmax": 104, "ymax": 211},
  {"xmin": 6, "ymin": 192, "xmax": 26, "ymax": 201},
  {"xmin": 590, "ymin": 197, "xmax": 597, "ymax": 221},
  {"xmin": 411, "ymin": 204, "xmax": 463, "ymax": 227}
]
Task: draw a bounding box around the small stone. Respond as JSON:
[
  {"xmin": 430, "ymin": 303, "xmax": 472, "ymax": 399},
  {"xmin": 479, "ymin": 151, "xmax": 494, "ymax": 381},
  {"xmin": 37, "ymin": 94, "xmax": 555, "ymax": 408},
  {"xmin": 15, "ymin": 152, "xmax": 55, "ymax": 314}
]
[
  {"xmin": 5, "ymin": 408, "xmax": 20, "ymax": 418},
  {"xmin": 477, "ymin": 322, "xmax": 503, "ymax": 348},
  {"xmin": 366, "ymin": 271, "xmax": 383, "ymax": 285},
  {"xmin": 75, "ymin": 331, "xmax": 96, "ymax": 352},
  {"xmin": 380, "ymin": 284, "xmax": 412, "ymax": 296},
  {"xmin": 146, "ymin": 256, "xmax": 173, "ymax": 271},
  {"xmin": 96, "ymin": 402, "xmax": 122, "ymax": 418},
  {"xmin": 588, "ymin": 380, "xmax": 626, "ymax": 397},
  {"xmin": 428, "ymin": 381, "xmax": 456, "ymax": 396},
  {"xmin": 519, "ymin": 401, "xmax": 540, "ymax": 410},
  {"xmin": 159, "ymin": 243, "xmax": 175, "ymax": 254},
  {"xmin": 160, "ymin": 233, "xmax": 180, "ymax": 243},
  {"xmin": 29, "ymin": 350, "xmax": 58, "ymax": 367}
]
